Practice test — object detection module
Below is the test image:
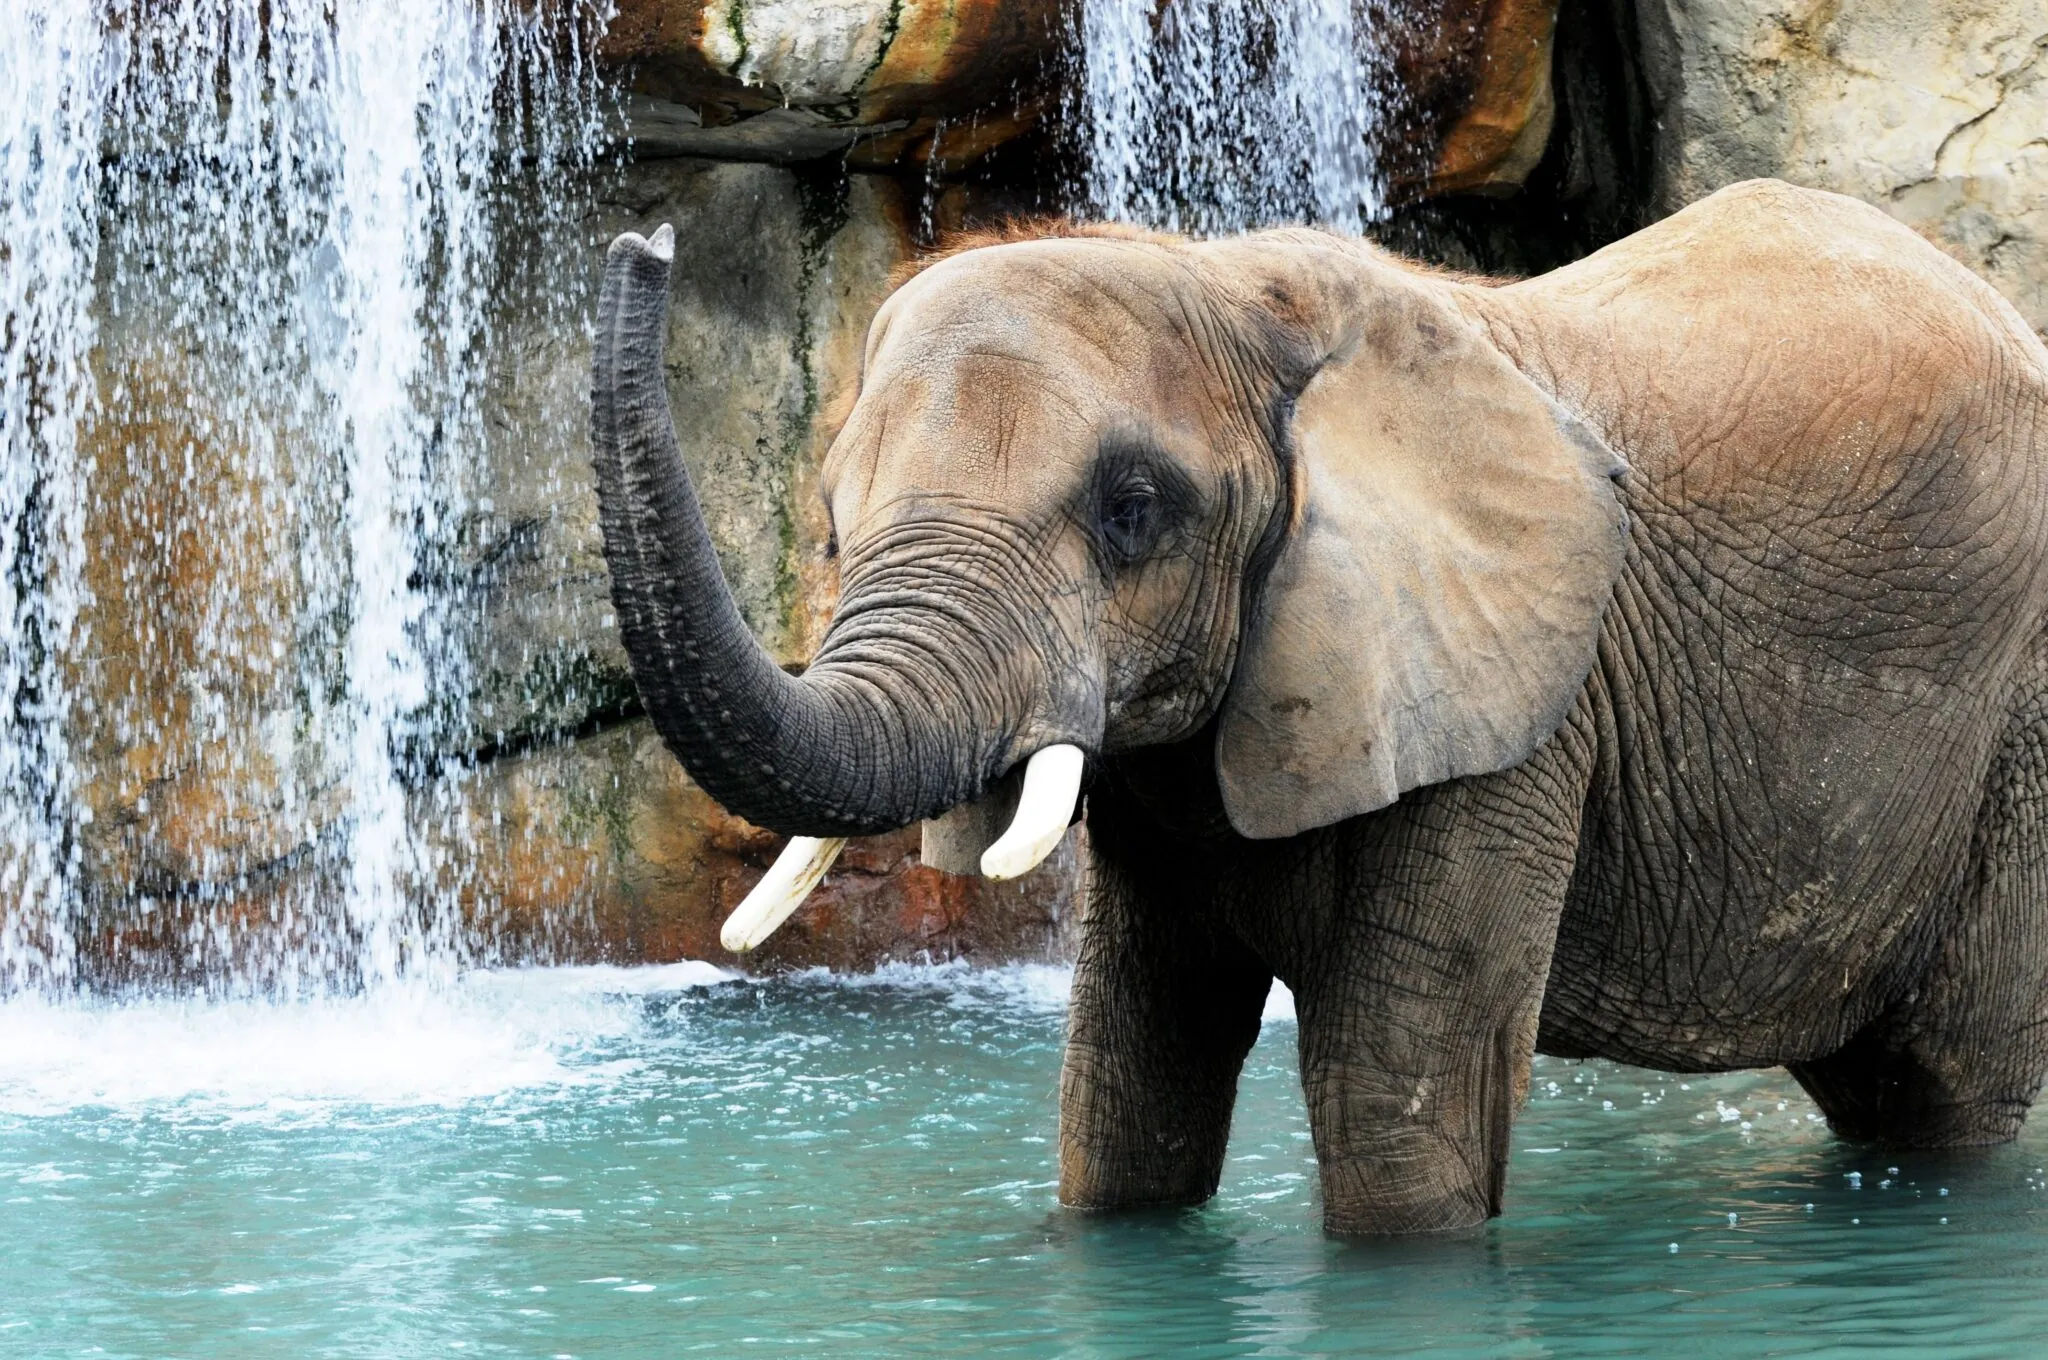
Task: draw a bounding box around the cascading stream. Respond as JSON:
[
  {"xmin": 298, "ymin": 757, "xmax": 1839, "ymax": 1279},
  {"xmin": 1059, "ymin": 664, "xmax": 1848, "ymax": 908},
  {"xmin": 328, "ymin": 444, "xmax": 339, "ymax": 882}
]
[
  {"xmin": 1079, "ymin": 0, "xmax": 1386, "ymax": 235},
  {"xmin": 0, "ymin": 0, "xmax": 610, "ymax": 996}
]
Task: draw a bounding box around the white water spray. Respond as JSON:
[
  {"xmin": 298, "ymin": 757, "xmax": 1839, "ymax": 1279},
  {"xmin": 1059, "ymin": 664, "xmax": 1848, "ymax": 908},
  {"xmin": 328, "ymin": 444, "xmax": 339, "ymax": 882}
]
[
  {"xmin": 1079, "ymin": 0, "xmax": 1385, "ymax": 235},
  {"xmin": 0, "ymin": 3, "xmax": 106, "ymax": 991},
  {"xmin": 321, "ymin": 2, "xmax": 503, "ymax": 990}
]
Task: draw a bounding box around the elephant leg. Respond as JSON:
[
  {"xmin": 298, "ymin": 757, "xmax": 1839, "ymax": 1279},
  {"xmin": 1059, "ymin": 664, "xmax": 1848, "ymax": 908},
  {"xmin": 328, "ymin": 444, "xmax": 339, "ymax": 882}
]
[
  {"xmin": 1058, "ymin": 806, "xmax": 1272, "ymax": 1210},
  {"xmin": 1287, "ymin": 745, "xmax": 1587, "ymax": 1235},
  {"xmin": 1794, "ymin": 648, "xmax": 2048, "ymax": 1146}
]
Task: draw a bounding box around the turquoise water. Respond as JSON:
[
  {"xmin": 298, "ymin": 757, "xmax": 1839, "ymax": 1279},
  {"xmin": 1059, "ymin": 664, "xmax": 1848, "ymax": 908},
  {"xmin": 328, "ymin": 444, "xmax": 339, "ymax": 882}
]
[{"xmin": 3, "ymin": 964, "xmax": 2045, "ymax": 1358}]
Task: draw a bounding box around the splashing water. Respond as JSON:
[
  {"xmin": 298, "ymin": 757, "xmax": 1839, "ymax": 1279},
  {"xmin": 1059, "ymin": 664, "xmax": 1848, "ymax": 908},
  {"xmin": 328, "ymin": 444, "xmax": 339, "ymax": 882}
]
[
  {"xmin": 1079, "ymin": 0, "xmax": 1385, "ymax": 235},
  {"xmin": 0, "ymin": 1, "xmax": 610, "ymax": 995}
]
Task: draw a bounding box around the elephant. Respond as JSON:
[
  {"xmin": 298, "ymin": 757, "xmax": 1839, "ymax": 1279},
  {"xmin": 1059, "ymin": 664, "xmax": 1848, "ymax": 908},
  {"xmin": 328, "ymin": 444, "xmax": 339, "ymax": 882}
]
[{"xmin": 588, "ymin": 178, "xmax": 2048, "ymax": 1235}]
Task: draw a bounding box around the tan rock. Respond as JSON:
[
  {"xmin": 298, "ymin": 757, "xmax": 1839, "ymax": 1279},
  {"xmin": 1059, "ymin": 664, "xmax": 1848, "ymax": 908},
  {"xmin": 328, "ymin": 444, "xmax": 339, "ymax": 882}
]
[
  {"xmin": 1639, "ymin": 0, "xmax": 2048, "ymax": 330},
  {"xmin": 456, "ymin": 162, "xmax": 1081, "ymax": 971},
  {"xmin": 467, "ymin": 159, "xmax": 914, "ymax": 757}
]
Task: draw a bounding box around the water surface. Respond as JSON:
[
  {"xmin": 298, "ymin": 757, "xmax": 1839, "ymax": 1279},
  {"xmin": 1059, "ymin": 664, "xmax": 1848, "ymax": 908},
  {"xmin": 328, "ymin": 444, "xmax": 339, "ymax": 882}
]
[{"xmin": 3, "ymin": 964, "xmax": 2043, "ymax": 1357}]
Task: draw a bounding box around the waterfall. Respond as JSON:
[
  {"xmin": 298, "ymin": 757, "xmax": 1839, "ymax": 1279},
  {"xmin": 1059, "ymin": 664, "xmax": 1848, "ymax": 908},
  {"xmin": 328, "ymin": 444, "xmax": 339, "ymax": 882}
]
[
  {"xmin": 1079, "ymin": 0, "xmax": 1386, "ymax": 235},
  {"xmin": 0, "ymin": 2, "xmax": 105, "ymax": 991},
  {"xmin": 0, "ymin": 1, "xmax": 609, "ymax": 995}
]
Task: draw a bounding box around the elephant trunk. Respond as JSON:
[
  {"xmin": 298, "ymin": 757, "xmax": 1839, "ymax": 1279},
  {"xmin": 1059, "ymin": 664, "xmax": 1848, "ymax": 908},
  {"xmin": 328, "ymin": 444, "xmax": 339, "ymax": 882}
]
[{"xmin": 589, "ymin": 226, "xmax": 980, "ymax": 837}]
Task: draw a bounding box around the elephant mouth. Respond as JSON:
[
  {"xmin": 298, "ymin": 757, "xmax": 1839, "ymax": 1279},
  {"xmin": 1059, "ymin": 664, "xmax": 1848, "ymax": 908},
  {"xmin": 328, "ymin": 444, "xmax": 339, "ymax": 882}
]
[{"xmin": 718, "ymin": 742, "xmax": 1087, "ymax": 954}]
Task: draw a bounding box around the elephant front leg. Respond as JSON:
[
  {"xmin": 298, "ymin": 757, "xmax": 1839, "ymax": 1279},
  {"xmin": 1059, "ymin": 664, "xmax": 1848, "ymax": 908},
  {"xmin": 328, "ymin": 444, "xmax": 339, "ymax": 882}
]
[
  {"xmin": 1058, "ymin": 822, "xmax": 1271, "ymax": 1210},
  {"xmin": 1285, "ymin": 759, "xmax": 1585, "ymax": 1235}
]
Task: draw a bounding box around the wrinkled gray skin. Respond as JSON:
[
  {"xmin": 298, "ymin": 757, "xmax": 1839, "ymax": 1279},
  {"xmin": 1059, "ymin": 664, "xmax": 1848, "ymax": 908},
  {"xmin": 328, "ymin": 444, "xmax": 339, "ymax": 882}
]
[{"xmin": 590, "ymin": 181, "xmax": 2048, "ymax": 1235}]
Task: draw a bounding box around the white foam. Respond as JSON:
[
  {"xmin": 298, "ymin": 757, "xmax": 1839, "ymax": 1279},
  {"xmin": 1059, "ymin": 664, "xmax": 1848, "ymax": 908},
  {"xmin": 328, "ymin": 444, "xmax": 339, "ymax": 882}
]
[
  {"xmin": 783, "ymin": 959, "xmax": 1077, "ymax": 1015},
  {"xmin": 0, "ymin": 961, "xmax": 736, "ymax": 1121},
  {"xmin": 0, "ymin": 961, "xmax": 1284, "ymax": 1121},
  {"xmin": 784, "ymin": 962, "xmax": 1297, "ymax": 1022}
]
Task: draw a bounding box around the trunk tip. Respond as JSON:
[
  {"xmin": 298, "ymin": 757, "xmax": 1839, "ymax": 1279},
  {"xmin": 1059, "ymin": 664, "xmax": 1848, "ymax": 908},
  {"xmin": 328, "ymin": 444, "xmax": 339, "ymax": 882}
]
[{"xmin": 609, "ymin": 223, "xmax": 675, "ymax": 265}]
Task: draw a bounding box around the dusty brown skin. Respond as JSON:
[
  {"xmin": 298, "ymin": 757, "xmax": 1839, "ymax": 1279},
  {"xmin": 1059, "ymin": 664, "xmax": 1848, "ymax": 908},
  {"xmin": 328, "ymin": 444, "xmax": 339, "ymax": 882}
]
[{"xmin": 590, "ymin": 180, "xmax": 2048, "ymax": 1234}]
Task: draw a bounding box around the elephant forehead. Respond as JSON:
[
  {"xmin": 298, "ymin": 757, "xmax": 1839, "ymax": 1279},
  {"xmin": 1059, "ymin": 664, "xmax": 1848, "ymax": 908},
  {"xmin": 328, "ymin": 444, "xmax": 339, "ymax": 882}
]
[
  {"xmin": 829, "ymin": 358, "xmax": 1099, "ymax": 514},
  {"xmin": 873, "ymin": 241, "xmax": 1203, "ymax": 382},
  {"xmin": 828, "ymin": 242, "xmax": 1236, "ymax": 519}
]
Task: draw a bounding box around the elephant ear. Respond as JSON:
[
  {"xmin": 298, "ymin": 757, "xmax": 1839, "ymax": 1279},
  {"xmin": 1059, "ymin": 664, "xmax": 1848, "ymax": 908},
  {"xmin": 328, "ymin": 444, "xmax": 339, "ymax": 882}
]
[{"xmin": 1215, "ymin": 283, "xmax": 1627, "ymax": 840}]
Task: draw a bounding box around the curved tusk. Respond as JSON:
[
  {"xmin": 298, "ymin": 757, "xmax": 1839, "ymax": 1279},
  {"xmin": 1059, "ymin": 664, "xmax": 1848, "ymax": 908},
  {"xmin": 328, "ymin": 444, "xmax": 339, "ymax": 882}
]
[
  {"xmin": 980, "ymin": 744, "xmax": 1085, "ymax": 881},
  {"xmin": 720, "ymin": 836, "xmax": 848, "ymax": 954}
]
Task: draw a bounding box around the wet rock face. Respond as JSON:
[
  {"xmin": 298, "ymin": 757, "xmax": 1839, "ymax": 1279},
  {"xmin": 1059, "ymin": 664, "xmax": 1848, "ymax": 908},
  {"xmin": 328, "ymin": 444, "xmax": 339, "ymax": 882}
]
[
  {"xmin": 449, "ymin": 720, "xmax": 1080, "ymax": 971},
  {"xmin": 1388, "ymin": 0, "xmax": 1563, "ymax": 196},
  {"xmin": 72, "ymin": 353, "xmax": 322, "ymax": 900},
  {"xmin": 601, "ymin": 0, "xmax": 1068, "ymax": 171},
  {"xmin": 66, "ymin": 1, "xmax": 2048, "ymax": 982},
  {"xmin": 465, "ymin": 158, "xmax": 906, "ymax": 759},
  {"xmin": 1638, "ymin": 0, "xmax": 2048, "ymax": 330},
  {"xmin": 67, "ymin": 149, "xmax": 1083, "ymax": 979}
]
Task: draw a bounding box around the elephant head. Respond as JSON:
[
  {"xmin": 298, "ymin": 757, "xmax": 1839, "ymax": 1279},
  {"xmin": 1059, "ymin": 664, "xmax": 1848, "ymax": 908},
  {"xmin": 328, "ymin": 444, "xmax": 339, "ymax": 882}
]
[{"xmin": 589, "ymin": 223, "xmax": 1626, "ymax": 949}]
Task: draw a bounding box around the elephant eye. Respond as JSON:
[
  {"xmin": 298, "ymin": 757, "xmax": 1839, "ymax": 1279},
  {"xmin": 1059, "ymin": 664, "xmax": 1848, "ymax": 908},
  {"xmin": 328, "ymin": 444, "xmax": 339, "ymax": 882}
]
[{"xmin": 1100, "ymin": 483, "xmax": 1158, "ymax": 561}]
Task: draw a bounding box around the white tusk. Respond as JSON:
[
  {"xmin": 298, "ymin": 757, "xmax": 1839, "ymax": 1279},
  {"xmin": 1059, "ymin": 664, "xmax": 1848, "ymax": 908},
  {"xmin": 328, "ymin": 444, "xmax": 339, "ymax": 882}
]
[
  {"xmin": 980, "ymin": 744, "xmax": 1085, "ymax": 881},
  {"xmin": 720, "ymin": 836, "xmax": 847, "ymax": 953}
]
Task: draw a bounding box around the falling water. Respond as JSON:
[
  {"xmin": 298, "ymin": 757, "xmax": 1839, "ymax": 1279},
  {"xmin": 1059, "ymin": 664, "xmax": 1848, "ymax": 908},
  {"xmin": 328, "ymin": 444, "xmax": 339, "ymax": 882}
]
[
  {"xmin": 0, "ymin": 3, "xmax": 105, "ymax": 991},
  {"xmin": 1079, "ymin": 0, "xmax": 1386, "ymax": 235},
  {"xmin": 0, "ymin": 1, "xmax": 610, "ymax": 994}
]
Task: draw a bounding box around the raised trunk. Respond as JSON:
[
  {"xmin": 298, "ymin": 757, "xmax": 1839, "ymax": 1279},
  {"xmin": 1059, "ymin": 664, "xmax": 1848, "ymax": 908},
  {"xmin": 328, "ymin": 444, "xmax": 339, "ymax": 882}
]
[{"xmin": 588, "ymin": 226, "xmax": 976, "ymax": 836}]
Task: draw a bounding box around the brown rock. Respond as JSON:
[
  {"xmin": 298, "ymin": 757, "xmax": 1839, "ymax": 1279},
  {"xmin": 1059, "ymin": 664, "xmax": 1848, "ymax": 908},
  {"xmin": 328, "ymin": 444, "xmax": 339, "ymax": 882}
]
[
  {"xmin": 1414, "ymin": 0, "xmax": 1560, "ymax": 196},
  {"xmin": 600, "ymin": 0, "xmax": 1065, "ymax": 171},
  {"xmin": 69, "ymin": 350, "xmax": 333, "ymax": 901},
  {"xmin": 451, "ymin": 718, "xmax": 1080, "ymax": 971}
]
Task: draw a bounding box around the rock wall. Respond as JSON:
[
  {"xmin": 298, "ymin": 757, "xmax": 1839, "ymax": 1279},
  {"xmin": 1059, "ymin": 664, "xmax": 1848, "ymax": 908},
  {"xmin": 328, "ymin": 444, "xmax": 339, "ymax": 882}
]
[
  {"xmin": 378, "ymin": 0, "xmax": 1584, "ymax": 976},
  {"xmin": 68, "ymin": 148, "xmax": 1083, "ymax": 981},
  {"xmin": 531, "ymin": 0, "xmax": 2048, "ymax": 976}
]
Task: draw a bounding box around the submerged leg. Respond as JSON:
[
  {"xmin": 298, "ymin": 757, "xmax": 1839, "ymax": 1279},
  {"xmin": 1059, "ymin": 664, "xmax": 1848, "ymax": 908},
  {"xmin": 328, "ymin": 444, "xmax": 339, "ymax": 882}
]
[
  {"xmin": 1283, "ymin": 747, "xmax": 1587, "ymax": 1235},
  {"xmin": 1058, "ymin": 793, "xmax": 1271, "ymax": 1209}
]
